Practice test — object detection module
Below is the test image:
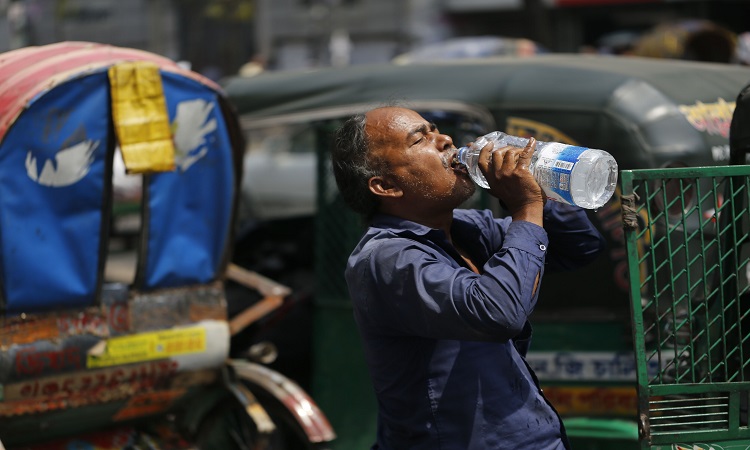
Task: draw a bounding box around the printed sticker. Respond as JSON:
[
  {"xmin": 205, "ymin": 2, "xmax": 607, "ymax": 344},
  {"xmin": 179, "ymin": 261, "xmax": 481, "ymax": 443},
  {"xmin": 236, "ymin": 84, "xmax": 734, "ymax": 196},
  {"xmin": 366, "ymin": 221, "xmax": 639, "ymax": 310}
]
[
  {"xmin": 533, "ymin": 144, "xmax": 587, "ymax": 205},
  {"xmin": 87, "ymin": 325, "xmax": 206, "ymax": 369}
]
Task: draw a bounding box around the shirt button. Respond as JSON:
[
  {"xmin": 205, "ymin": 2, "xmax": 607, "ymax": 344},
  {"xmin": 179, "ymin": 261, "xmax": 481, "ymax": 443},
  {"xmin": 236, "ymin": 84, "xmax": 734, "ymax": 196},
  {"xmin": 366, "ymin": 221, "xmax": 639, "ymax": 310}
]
[{"xmin": 539, "ymin": 244, "xmax": 547, "ymax": 251}]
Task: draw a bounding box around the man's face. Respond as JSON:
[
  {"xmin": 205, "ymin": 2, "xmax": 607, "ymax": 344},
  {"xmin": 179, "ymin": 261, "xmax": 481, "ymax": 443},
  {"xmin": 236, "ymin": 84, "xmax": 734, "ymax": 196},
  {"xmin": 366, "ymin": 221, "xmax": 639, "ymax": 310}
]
[{"xmin": 366, "ymin": 107, "xmax": 475, "ymax": 210}]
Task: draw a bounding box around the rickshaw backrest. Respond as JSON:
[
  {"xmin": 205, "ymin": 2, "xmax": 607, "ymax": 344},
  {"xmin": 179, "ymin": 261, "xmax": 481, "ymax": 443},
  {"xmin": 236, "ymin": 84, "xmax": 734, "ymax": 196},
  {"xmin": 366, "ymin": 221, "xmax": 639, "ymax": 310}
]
[
  {"xmin": 0, "ymin": 43, "xmax": 242, "ymax": 444},
  {"xmin": 0, "ymin": 42, "xmax": 240, "ymax": 314}
]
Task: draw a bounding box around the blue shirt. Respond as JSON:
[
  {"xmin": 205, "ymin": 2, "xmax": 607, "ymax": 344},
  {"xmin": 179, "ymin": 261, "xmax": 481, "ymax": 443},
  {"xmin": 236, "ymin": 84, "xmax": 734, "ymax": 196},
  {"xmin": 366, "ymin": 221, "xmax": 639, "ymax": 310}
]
[{"xmin": 346, "ymin": 203, "xmax": 605, "ymax": 450}]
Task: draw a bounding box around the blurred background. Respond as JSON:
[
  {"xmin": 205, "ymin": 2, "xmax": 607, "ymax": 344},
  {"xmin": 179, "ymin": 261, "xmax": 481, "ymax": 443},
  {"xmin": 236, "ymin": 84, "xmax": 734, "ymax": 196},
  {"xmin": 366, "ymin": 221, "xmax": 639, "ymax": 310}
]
[{"xmin": 1, "ymin": 0, "xmax": 748, "ymax": 82}]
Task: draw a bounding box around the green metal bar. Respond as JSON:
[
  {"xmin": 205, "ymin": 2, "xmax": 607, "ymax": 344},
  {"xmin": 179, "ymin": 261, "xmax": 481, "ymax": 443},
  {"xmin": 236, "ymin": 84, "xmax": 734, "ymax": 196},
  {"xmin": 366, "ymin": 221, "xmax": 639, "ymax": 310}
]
[
  {"xmin": 661, "ymin": 178, "xmax": 681, "ymax": 384},
  {"xmin": 623, "ymin": 172, "xmax": 647, "ymax": 385},
  {"xmin": 721, "ymin": 179, "xmax": 731, "ymax": 382},
  {"xmin": 677, "ymin": 178, "xmax": 692, "ymax": 384},
  {"xmin": 692, "ymin": 177, "xmax": 711, "ymax": 383},
  {"xmin": 729, "ymin": 389, "xmax": 740, "ymax": 432},
  {"xmin": 651, "ymin": 413, "xmax": 729, "ymax": 428},
  {"xmin": 650, "ymin": 412, "xmax": 727, "ymax": 422},
  {"xmin": 651, "ymin": 404, "xmax": 729, "ymax": 412},
  {"xmin": 725, "ymin": 177, "xmax": 745, "ymax": 384},
  {"xmin": 621, "ymin": 170, "xmax": 652, "ymax": 449},
  {"xmin": 729, "ymin": 177, "xmax": 747, "ymax": 383},
  {"xmin": 622, "ymin": 165, "xmax": 750, "ymax": 180},
  {"xmin": 688, "ymin": 178, "xmax": 708, "ymax": 382},
  {"xmin": 649, "ymin": 180, "xmax": 668, "ymax": 385},
  {"xmin": 649, "ymin": 382, "xmax": 750, "ymax": 396},
  {"xmin": 704, "ymin": 178, "xmax": 721, "ymax": 384},
  {"xmin": 715, "ymin": 176, "xmax": 735, "ymax": 382},
  {"xmin": 740, "ymin": 178, "xmax": 750, "ymax": 383},
  {"xmin": 731, "ymin": 177, "xmax": 746, "ymax": 381},
  {"xmin": 705, "ymin": 181, "xmax": 720, "ymax": 383}
]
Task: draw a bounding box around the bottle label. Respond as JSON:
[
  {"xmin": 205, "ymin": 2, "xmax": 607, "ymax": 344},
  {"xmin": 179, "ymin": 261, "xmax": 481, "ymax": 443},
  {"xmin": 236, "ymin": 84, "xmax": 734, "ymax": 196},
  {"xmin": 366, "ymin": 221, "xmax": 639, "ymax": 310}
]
[{"xmin": 533, "ymin": 144, "xmax": 588, "ymax": 205}]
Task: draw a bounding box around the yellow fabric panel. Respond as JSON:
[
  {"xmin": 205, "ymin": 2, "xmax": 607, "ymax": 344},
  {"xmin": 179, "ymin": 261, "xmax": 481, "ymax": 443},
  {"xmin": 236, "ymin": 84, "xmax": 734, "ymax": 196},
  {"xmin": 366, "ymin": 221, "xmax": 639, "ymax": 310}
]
[{"xmin": 109, "ymin": 61, "xmax": 175, "ymax": 173}]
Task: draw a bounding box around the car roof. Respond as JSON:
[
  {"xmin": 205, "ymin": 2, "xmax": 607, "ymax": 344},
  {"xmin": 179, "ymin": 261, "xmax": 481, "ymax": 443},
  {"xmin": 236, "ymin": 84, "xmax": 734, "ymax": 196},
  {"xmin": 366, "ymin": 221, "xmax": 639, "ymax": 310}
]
[{"xmin": 222, "ymin": 54, "xmax": 749, "ymax": 119}]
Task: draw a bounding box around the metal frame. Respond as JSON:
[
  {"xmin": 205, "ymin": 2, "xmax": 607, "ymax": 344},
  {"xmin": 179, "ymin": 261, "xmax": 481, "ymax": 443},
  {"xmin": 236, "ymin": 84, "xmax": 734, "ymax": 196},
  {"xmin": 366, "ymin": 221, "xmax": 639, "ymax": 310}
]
[{"xmin": 622, "ymin": 165, "xmax": 750, "ymax": 449}]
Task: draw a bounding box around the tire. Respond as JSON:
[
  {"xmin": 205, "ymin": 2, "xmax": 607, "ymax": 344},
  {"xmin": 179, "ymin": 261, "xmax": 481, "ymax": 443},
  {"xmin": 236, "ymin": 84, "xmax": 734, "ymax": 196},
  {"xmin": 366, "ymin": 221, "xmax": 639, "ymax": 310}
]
[{"xmin": 194, "ymin": 386, "xmax": 327, "ymax": 450}]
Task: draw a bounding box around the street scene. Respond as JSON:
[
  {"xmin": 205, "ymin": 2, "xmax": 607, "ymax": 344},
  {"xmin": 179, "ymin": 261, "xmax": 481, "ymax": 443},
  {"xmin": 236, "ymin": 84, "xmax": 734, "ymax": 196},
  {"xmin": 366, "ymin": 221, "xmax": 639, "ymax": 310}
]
[{"xmin": 0, "ymin": 1, "xmax": 750, "ymax": 449}]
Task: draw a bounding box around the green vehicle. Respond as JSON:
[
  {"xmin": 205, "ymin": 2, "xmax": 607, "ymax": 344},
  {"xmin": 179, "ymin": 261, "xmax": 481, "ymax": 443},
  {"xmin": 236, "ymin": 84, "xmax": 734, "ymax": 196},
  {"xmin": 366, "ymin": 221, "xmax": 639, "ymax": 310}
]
[{"xmin": 222, "ymin": 55, "xmax": 750, "ymax": 449}]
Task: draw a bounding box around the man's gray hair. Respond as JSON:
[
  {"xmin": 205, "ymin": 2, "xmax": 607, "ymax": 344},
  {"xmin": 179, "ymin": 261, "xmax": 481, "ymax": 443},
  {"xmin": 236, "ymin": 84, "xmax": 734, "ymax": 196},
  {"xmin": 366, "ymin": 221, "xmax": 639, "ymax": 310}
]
[{"xmin": 331, "ymin": 113, "xmax": 383, "ymax": 221}]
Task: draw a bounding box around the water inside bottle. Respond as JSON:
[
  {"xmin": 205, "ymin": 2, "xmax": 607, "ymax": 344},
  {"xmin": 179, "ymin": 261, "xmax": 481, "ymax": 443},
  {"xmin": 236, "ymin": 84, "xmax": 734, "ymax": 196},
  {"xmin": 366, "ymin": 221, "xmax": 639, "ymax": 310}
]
[{"xmin": 576, "ymin": 153, "xmax": 617, "ymax": 208}]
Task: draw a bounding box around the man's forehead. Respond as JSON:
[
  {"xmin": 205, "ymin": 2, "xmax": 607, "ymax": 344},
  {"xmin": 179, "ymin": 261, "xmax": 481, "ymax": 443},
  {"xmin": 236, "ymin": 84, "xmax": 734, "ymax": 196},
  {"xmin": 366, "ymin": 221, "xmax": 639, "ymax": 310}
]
[{"xmin": 366, "ymin": 107, "xmax": 425, "ymax": 135}]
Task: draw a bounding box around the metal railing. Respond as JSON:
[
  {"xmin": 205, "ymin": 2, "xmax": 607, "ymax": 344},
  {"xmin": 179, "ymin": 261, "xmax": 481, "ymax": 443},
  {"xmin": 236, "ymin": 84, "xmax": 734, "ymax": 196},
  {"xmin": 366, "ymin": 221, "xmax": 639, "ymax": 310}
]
[{"xmin": 622, "ymin": 165, "xmax": 750, "ymax": 449}]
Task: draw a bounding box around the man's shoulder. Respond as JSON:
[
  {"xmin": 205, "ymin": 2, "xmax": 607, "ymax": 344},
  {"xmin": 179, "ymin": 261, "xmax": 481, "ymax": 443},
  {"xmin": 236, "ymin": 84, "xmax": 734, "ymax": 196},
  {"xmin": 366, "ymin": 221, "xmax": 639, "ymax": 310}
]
[
  {"xmin": 454, "ymin": 208, "xmax": 492, "ymax": 221},
  {"xmin": 454, "ymin": 208, "xmax": 503, "ymax": 231},
  {"xmin": 351, "ymin": 226, "xmax": 419, "ymax": 260}
]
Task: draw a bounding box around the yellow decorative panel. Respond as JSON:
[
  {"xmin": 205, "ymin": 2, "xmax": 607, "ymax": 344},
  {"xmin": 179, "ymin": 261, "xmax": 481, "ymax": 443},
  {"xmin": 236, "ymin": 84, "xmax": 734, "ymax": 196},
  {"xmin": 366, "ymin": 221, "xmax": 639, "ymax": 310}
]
[{"xmin": 109, "ymin": 61, "xmax": 175, "ymax": 173}]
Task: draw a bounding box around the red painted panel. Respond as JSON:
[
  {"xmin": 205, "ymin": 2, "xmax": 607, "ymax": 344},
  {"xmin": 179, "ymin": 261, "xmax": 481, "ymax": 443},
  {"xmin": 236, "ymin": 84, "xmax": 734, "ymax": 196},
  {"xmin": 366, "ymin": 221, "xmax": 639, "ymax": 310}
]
[{"xmin": 0, "ymin": 42, "xmax": 219, "ymax": 143}]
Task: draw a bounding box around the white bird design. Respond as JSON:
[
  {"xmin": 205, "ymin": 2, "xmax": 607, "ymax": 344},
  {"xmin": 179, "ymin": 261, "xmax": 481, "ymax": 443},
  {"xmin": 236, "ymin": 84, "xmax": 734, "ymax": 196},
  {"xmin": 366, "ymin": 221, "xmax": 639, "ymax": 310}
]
[
  {"xmin": 25, "ymin": 139, "xmax": 99, "ymax": 187},
  {"xmin": 172, "ymin": 99, "xmax": 216, "ymax": 172}
]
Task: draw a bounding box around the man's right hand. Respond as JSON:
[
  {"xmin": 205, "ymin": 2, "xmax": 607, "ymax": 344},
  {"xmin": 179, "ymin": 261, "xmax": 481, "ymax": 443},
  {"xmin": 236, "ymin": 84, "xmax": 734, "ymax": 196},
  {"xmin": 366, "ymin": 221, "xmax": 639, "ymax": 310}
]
[{"xmin": 478, "ymin": 137, "xmax": 544, "ymax": 226}]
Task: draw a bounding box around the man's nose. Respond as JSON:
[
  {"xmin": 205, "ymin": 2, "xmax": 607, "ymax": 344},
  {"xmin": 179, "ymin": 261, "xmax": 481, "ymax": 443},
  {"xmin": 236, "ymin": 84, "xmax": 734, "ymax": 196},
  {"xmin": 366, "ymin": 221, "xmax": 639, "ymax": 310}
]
[{"xmin": 437, "ymin": 132, "xmax": 453, "ymax": 150}]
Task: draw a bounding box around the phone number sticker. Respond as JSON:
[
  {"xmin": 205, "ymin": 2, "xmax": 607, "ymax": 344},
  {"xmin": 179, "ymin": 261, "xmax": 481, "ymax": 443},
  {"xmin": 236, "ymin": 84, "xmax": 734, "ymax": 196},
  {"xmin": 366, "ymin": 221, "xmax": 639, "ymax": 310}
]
[{"xmin": 87, "ymin": 325, "xmax": 207, "ymax": 369}]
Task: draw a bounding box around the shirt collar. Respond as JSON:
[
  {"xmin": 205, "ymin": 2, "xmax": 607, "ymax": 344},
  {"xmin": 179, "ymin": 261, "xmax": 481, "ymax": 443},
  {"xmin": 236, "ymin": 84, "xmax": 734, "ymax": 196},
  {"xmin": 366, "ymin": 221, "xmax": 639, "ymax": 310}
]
[
  {"xmin": 369, "ymin": 210, "xmax": 497, "ymax": 272},
  {"xmin": 370, "ymin": 210, "xmax": 481, "ymax": 239},
  {"xmin": 370, "ymin": 213, "xmax": 436, "ymax": 237}
]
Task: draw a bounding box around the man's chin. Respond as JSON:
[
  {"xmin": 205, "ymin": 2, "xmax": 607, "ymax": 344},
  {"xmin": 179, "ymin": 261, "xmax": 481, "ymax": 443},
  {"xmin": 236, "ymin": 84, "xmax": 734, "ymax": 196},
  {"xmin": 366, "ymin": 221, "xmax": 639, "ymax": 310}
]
[{"xmin": 454, "ymin": 180, "xmax": 476, "ymax": 204}]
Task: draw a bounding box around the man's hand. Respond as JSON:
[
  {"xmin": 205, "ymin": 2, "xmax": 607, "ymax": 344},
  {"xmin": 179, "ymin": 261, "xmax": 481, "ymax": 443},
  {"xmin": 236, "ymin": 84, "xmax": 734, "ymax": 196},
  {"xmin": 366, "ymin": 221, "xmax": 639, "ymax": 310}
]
[{"xmin": 478, "ymin": 137, "xmax": 544, "ymax": 226}]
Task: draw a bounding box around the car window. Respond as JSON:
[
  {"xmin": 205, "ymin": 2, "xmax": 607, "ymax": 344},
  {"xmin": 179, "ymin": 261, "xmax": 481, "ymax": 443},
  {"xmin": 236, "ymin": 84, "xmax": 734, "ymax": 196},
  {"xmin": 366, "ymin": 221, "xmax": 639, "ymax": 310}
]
[{"xmin": 246, "ymin": 123, "xmax": 316, "ymax": 156}]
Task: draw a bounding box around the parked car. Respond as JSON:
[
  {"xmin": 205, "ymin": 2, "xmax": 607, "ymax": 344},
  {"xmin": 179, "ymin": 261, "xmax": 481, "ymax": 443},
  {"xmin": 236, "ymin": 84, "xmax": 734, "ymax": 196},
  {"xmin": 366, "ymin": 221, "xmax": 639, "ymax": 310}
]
[{"xmin": 223, "ymin": 54, "xmax": 750, "ymax": 449}]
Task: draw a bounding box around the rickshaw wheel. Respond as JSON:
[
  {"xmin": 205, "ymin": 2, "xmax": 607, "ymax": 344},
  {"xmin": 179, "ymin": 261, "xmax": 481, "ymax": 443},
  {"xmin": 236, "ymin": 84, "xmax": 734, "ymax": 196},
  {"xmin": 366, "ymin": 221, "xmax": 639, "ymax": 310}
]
[{"xmin": 193, "ymin": 387, "xmax": 326, "ymax": 450}]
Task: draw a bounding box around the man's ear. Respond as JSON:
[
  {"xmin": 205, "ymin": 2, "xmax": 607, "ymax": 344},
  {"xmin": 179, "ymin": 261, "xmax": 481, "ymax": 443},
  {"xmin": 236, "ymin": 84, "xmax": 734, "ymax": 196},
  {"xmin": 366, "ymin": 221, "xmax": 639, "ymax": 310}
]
[{"xmin": 369, "ymin": 176, "xmax": 403, "ymax": 198}]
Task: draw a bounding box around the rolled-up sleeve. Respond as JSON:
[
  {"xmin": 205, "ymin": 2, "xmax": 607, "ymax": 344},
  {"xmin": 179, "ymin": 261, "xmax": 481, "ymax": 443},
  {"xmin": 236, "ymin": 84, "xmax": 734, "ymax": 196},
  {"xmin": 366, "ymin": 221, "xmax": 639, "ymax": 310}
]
[{"xmin": 362, "ymin": 220, "xmax": 548, "ymax": 342}]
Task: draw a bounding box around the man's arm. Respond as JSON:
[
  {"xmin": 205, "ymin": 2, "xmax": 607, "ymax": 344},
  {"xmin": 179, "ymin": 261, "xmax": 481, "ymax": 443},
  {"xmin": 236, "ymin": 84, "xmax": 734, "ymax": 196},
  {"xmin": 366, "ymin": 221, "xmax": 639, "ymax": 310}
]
[
  {"xmin": 359, "ymin": 220, "xmax": 548, "ymax": 342},
  {"xmin": 543, "ymin": 202, "xmax": 606, "ymax": 271}
]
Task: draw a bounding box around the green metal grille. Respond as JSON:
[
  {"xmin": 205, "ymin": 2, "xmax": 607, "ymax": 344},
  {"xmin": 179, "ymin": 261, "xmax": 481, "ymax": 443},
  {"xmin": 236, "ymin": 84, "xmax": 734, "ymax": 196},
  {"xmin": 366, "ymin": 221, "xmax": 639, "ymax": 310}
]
[{"xmin": 622, "ymin": 165, "xmax": 750, "ymax": 448}]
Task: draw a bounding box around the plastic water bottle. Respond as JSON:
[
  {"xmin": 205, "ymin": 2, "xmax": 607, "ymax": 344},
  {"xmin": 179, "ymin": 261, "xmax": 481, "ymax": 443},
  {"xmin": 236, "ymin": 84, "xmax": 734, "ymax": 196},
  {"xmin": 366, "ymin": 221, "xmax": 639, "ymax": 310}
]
[{"xmin": 455, "ymin": 131, "xmax": 618, "ymax": 209}]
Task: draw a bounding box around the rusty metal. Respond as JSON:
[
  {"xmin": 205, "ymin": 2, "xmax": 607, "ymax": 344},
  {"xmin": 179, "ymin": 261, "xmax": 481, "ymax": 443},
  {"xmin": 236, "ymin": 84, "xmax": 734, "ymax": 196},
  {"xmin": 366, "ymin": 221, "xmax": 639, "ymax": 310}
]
[
  {"xmin": 128, "ymin": 282, "xmax": 227, "ymax": 333},
  {"xmin": 230, "ymin": 360, "xmax": 337, "ymax": 444},
  {"xmin": 225, "ymin": 264, "xmax": 290, "ymax": 336},
  {"xmin": 225, "ymin": 263, "xmax": 291, "ymax": 298}
]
